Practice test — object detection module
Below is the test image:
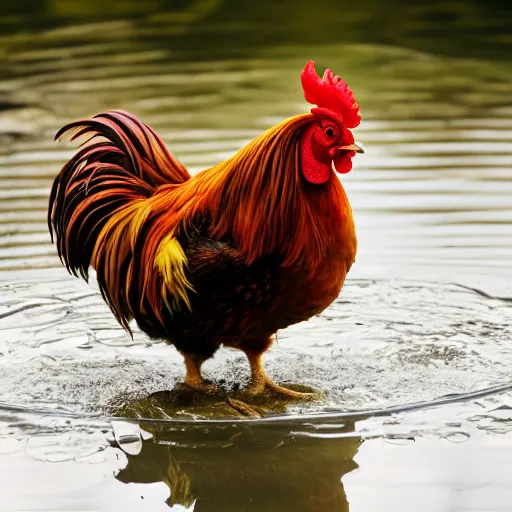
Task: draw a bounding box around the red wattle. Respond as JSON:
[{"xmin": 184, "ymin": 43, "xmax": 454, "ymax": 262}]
[{"xmin": 333, "ymin": 153, "xmax": 353, "ymax": 174}]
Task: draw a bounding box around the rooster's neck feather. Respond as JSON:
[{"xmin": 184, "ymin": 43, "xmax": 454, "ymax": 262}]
[{"xmin": 174, "ymin": 114, "xmax": 357, "ymax": 270}]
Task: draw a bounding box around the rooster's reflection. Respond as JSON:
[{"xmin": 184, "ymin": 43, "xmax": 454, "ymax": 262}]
[{"xmin": 116, "ymin": 420, "xmax": 361, "ymax": 511}]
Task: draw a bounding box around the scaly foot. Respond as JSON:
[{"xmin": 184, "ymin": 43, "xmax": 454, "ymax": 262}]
[
  {"xmin": 182, "ymin": 378, "xmax": 221, "ymax": 396},
  {"xmin": 242, "ymin": 348, "xmax": 321, "ymax": 402},
  {"xmin": 244, "ymin": 375, "xmax": 320, "ymax": 401},
  {"xmin": 180, "ymin": 352, "xmax": 222, "ymax": 395}
]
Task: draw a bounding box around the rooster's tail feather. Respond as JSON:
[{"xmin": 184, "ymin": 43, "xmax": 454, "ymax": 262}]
[{"xmin": 48, "ymin": 110, "xmax": 190, "ymax": 331}]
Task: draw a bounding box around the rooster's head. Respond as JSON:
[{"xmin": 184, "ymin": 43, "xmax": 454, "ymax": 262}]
[{"xmin": 300, "ymin": 60, "xmax": 363, "ymax": 184}]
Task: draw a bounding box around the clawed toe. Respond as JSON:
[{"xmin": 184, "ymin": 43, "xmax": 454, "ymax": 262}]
[
  {"xmin": 265, "ymin": 381, "xmax": 320, "ymax": 401},
  {"xmin": 241, "ymin": 350, "xmax": 322, "ymax": 402},
  {"xmin": 244, "ymin": 378, "xmax": 321, "ymax": 402}
]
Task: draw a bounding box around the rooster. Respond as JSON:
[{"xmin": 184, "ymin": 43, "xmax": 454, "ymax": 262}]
[{"xmin": 48, "ymin": 61, "xmax": 363, "ymax": 400}]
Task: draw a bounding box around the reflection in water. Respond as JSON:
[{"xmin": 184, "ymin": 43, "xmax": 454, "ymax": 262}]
[
  {"xmin": 118, "ymin": 443, "xmax": 195, "ymax": 509},
  {"xmin": 116, "ymin": 422, "xmax": 360, "ymax": 511}
]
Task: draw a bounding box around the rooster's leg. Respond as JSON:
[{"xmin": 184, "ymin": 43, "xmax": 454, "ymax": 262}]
[
  {"xmin": 181, "ymin": 353, "xmax": 219, "ymax": 394},
  {"xmin": 243, "ymin": 348, "xmax": 318, "ymax": 401}
]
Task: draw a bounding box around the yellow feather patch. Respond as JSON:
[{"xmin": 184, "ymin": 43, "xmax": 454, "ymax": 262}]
[
  {"xmin": 129, "ymin": 201, "xmax": 152, "ymax": 251},
  {"xmin": 154, "ymin": 235, "xmax": 194, "ymax": 314}
]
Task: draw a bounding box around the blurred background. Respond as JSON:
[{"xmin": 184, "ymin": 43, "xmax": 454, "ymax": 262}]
[
  {"xmin": 0, "ymin": 2, "xmax": 512, "ymax": 511},
  {"xmin": 0, "ymin": 0, "xmax": 511, "ymax": 277}
]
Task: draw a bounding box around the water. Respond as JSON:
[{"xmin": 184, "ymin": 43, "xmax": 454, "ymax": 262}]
[{"xmin": 0, "ymin": 1, "xmax": 512, "ymax": 510}]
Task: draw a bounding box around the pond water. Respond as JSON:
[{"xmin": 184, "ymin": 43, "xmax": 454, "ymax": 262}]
[{"xmin": 0, "ymin": 1, "xmax": 511, "ymax": 510}]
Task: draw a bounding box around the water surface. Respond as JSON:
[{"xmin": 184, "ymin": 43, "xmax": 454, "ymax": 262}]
[{"xmin": 0, "ymin": 1, "xmax": 511, "ymax": 510}]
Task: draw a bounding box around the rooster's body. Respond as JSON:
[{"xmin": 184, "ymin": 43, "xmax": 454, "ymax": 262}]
[{"xmin": 49, "ymin": 62, "xmax": 362, "ymax": 397}]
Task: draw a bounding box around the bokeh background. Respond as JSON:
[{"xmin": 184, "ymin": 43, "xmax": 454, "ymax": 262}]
[
  {"xmin": 0, "ymin": 0, "xmax": 511, "ymax": 275},
  {"xmin": 0, "ymin": 2, "xmax": 512, "ymax": 511}
]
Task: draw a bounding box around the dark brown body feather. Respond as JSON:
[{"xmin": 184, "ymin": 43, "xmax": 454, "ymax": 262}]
[{"xmin": 152, "ymin": 221, "xmax": 347, "ymax": 359}]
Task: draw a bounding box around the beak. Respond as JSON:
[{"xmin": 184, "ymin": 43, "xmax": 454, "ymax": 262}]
[{"xmin": 338, "ymin": 143, "xmax": 364, "ymax": 154}]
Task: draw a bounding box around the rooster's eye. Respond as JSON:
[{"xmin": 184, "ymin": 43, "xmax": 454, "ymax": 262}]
[{"xmin": 325, "ymin": 127, "xmax": 335, "ymax": 138}]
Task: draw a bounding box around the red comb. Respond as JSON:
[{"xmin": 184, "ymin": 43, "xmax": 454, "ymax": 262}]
[{"xmin": 301, "ymin": 60, "xmax": 361, "ymax": 129}]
